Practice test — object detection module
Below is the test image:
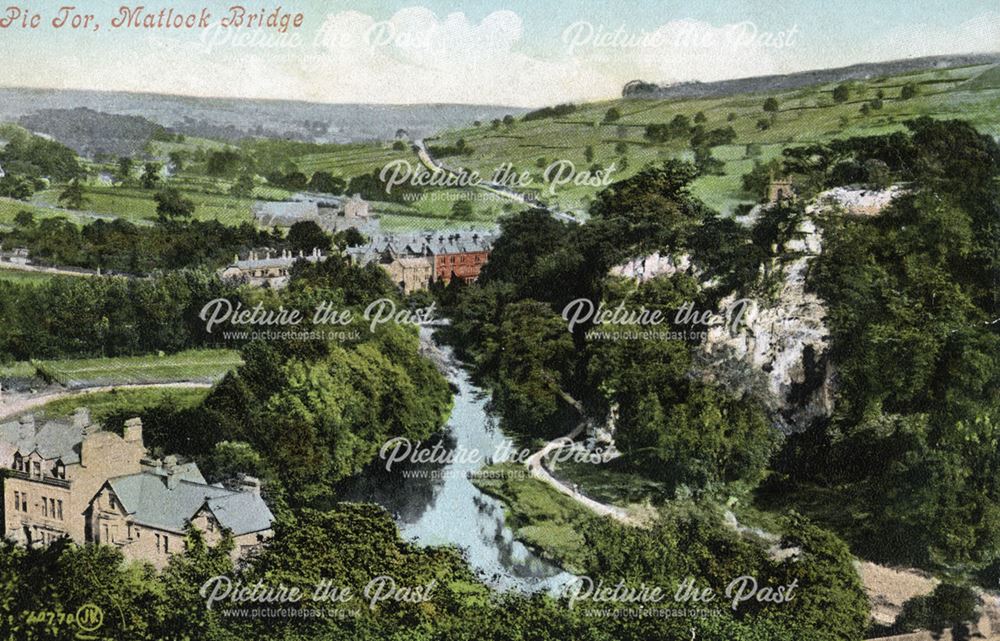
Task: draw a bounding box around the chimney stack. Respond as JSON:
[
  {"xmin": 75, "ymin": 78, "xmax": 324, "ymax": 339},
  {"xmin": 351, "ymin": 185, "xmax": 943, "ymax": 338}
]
[
  {"xmin": 164, "ymin": 455, "xmax": 179, "ymax": 489},
  {"xmin": 73, "ymin": 407, "xmax": 91, "ymax": 429},
  {"xmin": 18, "ymin": 413, "xmax": 35, "ymax": 437},
  {"xmin": 124, "ymin": 417, "xmax": 143, "ymax": 447},
  {"xmin": 238, "ymin": 475, "xmax": 262, "ymax": 496}
]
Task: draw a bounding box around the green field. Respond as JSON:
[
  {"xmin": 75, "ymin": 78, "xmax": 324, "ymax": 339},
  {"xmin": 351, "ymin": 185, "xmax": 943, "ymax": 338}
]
[
  {"xmin": 472, "ymin": 462, "xmax": 597, "ymax": 573},
  {"xmin": 31, "ymin": 183, "xmax": 256, "ymax": 225},
  {"xmin": 0, "ymin": 267, "xmax": 62, "ymax": 286},
  {"xmin": 29, "ymin": 386, "xmax": 210, "ymax": 423},
  {"xmin": 389, "ymin": 62, "xmax": 1000, "ymax": 215},
  {"xmin": 7, "ymin": 61, "xmax": 997, "ymax": 231},
  {"xmin": 1, "ymin": 349, "xmax": 242, "ymax": 386}
]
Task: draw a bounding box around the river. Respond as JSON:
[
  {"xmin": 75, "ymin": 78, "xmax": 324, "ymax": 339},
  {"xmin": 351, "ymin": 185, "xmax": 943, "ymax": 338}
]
[{"xmin": 339, "ymin": 330, "xmax": 574, "ymax": 594}]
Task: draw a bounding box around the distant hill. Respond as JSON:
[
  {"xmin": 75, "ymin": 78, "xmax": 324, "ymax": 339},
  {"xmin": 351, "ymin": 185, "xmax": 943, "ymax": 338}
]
[
  {"xmin": 623, "ymin": 53, "xmax": 1000, "ymax": 100},
  {"xmin": 18, "ymin": 107, "xmax": 167, "ymax": 158},
  {"xmin": 0, "ymin": 87, "xmax": 526, "ymax": 154},
  {"xmin": 961, "ymin": 64, "xmax": 1000, "ymax": 90}
]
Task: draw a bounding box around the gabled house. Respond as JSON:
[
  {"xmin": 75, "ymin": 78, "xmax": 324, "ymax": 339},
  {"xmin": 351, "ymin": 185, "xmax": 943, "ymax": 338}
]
[
  {"xmin": 1, "ymin": 410, "xmax": 145, "ymax": 546},
  {"xmin": 86, "ymin": 462, "xmax": 273, "ymax": 569}
]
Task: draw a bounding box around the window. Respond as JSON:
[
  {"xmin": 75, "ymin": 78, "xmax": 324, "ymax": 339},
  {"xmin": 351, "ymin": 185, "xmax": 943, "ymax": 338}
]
[
  {"xmin": 32, "ymin": 461, "xmax": 40, "ymax": 477},
  {"xmin": 108, "ymin": 494, "xmax": 117, "ymax": 511},
  {"xmin": 13, "ymin": 453, "xmax": 22, "ymax": 471},
  {"xmin": 155, "ymin": 533, "xmax": 161, "ymax": 552},
  {"xmin": 56, "ymin": 500, "xmax": 63, "ymax": 521},
  {"xmin": 163, "ymin": 536, "xmax": 169, "ymax": 553},
  {"xmin": 50, "ymin": 498, "xmax": 57, "ymax": 520},
  {"xmin": 206, "ymin": 517, "xmax": 215, "ymax": 532},
  {"xmin": 41, "ymin": 496, "xmax": 48, "ymax": 517},
  {"xmin": 21, "ymin": 493, "xmax": 27, "ymax": 512},
  {"xmin": 14, "ymin": 491, "xmax": 21, "ymax": 511},
  {"xmin": 54, "ymin": 461, "xmax": 65, "ymax": 479}
]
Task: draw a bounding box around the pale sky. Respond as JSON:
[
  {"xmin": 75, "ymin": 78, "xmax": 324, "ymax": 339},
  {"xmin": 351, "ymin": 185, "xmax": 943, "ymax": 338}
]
[{"xmin": 1, "ymin": 1, "xmax": 998, "ymax": 106}]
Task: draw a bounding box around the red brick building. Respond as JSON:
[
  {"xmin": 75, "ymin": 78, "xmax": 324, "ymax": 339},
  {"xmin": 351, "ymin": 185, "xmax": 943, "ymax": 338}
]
[{"xmin": 434, "ymin": 247, "xmax": 490, "ymax": 284}]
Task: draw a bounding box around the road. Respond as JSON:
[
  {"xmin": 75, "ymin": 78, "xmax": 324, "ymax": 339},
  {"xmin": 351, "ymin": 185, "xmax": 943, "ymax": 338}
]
[
  {"xmin": 412, "ymin": 139, "xmax": 581, "ymax": 224},
  {"xmin": 524, "ymin": 388, "xmax": 637, "ymax": 526}
]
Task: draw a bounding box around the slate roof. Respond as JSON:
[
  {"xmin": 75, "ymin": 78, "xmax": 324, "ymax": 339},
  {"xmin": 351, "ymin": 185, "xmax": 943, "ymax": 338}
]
[
  {"xmin": 0, "ymin": 418, "xmax": 83, "ymax": 464},
  {"xmin": 347, "ymin": 230, "xmax": 496, "ymax": 265},
  {"xmin": 107, "ymin": 472, "xmax": 274, "ymax": 536},
  {"xmin": 205, "ymin": 492, "xmax": 275, "ymax": 536}
]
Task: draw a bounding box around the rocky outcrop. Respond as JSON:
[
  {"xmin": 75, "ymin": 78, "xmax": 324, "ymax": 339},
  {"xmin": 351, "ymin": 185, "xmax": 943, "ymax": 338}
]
[
  {"xmin": 610, "ymin": 252, "xmax": 694, "ymax": 283},
  {"xmin": 699, "ymin": 215, "xmax": 833, "ymax": 432}
]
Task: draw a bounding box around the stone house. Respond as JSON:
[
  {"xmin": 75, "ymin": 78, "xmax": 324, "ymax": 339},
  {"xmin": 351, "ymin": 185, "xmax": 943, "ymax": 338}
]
[
  {"xmin": 1, "ymin": 409, "xmax": 145, "ymax": 546},
  {"xmin": 1, "ymin": 410, "xmax": 273, "ymax": 567},
  {"xmin": 218, "ymin": 248, "xmax": 326, "ymax": 288},
  {"xmin": 384, "ymin": 256, "xmax": 435, "ymax": 294},
  {"xmin": 86, "ymin": 463, "xmax": 273, "ymax": 569},
  {"xmin": 427, "ymin": 233, "xmax": 492, "ymax": 284},
  {"xmin": 347, "ymin": 230, "xmax": 495, "ymax": 291},
  {"xmin": 768, "ymin": 177, "xmax": 795, "ymax": 204},
  {"xmin": 253, "ymin": 195, "xmax": 380, "ymax": 235}
]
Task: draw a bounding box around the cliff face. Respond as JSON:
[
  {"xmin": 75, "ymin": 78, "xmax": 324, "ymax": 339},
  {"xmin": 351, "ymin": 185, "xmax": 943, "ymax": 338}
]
[{"xmin": 699, "ymin": 216, "xmax": 833, "ymax": 432}]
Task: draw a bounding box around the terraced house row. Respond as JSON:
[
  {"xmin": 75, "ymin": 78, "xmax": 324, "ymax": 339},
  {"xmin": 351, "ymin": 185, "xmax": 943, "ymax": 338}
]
[{"xmin": 0, "ymin": 408, "xmax": 274, "ymax": 568}]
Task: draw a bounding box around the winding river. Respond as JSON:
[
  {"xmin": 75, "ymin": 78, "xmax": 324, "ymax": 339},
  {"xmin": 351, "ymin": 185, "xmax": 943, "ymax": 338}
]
[{"xmin": 340, "ymin": 331, "xmax": 574, "ymax": 593}]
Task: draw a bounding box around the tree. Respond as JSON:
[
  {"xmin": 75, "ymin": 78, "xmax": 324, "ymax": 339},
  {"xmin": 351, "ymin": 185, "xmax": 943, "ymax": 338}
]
[
  {"xmin": 694, "ymin": 111, "xmax": 707, "ymax": 123},
  {"xmin": 115, "ymin": 156, "xmax": 134, "ymax": 184},
  {"xmin": 140, "ymin": 162, "xmax": 162, "ymax": 189},
  {"xmin": 895, "ymin": 583, "xmax": 978, "ymax": 634},
  {"xmin": 603, "ymin": 107, "xmax": 621, "ymax": 123},
  {"xmin": 168, "ymin": 151, "xmax": 187, "ymax": 173},
  {"xmin": 154, "ymin": 187, "xmax": 195, "ymax": 220},
  {"xmin": 832, "ymin": 83, "xmax": 850, "ymax": 103},
  {"xmin": 763, "ymin": 97, "xmax": 780, "ymax": 112},
  {"xmin": 451, "ymin": 199, "xmax": 474, "ymax": 220},
  {"xmin": 900, "ymin": 83, "xmax": 918, "ymax": 100},
  {"xmin": 206, "ymin": 149, "xmax": 241, "ymax": 177},
  {"xmin": 286, "ymin": 220, "xmax": 331, "ymax": 252},
  {"xmin": 58, "ymin": 178, "xmax": 87, "ymax": 210},
  {"xmin": 308, "ymin": 171, "xmax": 346, "ymax": 195},
  {"xmin": 13, "ymin": 210, "xmax": 34, "ymax": 227},
  {"xmin": 0, "ymin": 175, "xmax": 35, "ymax": 199},
  {"xmin": 694, "ymin": 146, "xmax": 725, "ymax": 175},
  {"xmin": 584, "ymin": 145, "xmax": 595, "ymax": 163},
  {"xmin": 765, "ymin": 516, "xmax": 870, "ymax": 641},
  {"xmin": 229, "ymin": 172, "xmax": 255, "ymax": 197}
]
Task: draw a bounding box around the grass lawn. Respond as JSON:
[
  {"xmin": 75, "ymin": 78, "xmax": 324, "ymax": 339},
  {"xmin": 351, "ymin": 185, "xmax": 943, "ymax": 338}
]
[
  {"xmin": 471, "ymin": 462, "xmax": 601, "ymax": 573},
  {"xmin": 1, "ymin": 349, "xmax": 242, "ymax": 386},
  {"xmin": 31, "ymin": 386, "xmax": 210, "ymax": 423}
]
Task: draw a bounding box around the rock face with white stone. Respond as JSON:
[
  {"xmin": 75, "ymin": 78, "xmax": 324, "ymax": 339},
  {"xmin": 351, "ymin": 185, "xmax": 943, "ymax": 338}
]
[
  {"xmin": 610, "ymin": 252, "xmax": 693, "ymax": 283},
  {"xmin": 700, "ymin": 213, "xmax": 833, "ymax": 431},
  {"xmin": 609, "ymin": 206, "xmax": 837, "ymax": 431},
  {"xmin": 819, "ymin": 185, "xmax": 904, "ymax": 217}
]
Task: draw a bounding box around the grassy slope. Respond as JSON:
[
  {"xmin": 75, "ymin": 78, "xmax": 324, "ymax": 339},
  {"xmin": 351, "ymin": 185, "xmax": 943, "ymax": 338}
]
[
  {"xmin": 5, "ymin": 63, "xmax": 997, "ymax": 232},
  {"xmin": 409, "ymin": 63, "xmax": 1000, "ymax": 216},
  {"xmin": 0, "ymin": 348, "xmax": 242, "ymax": 386},
  {"xmin": 30, "ymin": 386, "xmax": 209, "ymax": 422}
]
